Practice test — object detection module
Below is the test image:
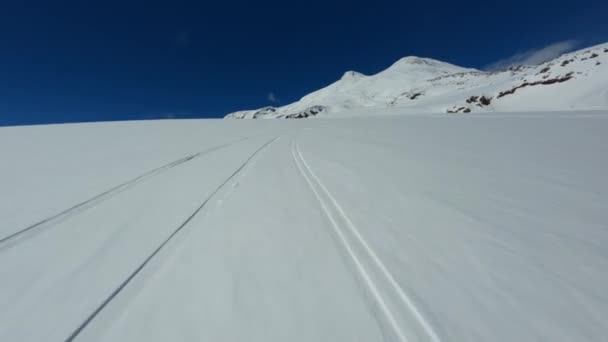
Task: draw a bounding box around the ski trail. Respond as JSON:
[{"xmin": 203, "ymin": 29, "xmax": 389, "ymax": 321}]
[
  {"xmin": 65, "ymin": 136, "xmax": 280, "ymax": 342},
  {"xmin": 291, "ymin": 140, "xmax": 408, "ymax": 342},
  {"xmin": 293, "ymin": 139, "xmax": 441, "ymax": 342},
  {"xmin": 0, "ymin": 137, "xmax": 250, "ymax": 251}
]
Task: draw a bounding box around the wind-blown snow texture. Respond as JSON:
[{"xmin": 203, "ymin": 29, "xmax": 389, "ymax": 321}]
[
  {"xmin": 225, "ymin": 43, "xmax": 608, "ymax": 118},
  {"xmin": 1, "ymin": 112, "xmax": 607, "ymax": 341}
]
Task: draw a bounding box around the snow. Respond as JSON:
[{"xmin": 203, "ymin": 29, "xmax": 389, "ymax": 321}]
[
  {"xmin": 1, "ymin": 111, "xmax": 607, "ymax": 341},
  {"xmin": 225, "ymin": 42, "xmax": 608, "ymax": 118}
]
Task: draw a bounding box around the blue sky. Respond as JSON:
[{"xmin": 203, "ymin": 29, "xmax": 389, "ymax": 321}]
[{"xmin": 1, "ymin": 0, "xmax": 607, "ymax": 126}]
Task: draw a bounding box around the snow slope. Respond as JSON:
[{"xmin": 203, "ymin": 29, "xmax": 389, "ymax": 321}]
[
  {"xmin": 225, "ymin": 43, "xmax": 608, "ymax": 118},
  {"xmin": 1, "ymin": 111, "xmax": 607, "ymax": 341}
]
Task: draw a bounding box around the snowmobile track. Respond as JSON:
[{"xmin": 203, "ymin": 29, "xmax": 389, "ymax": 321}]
[
  {"xmin": 64, "ymin": 136, "xmax": 280, "ymax": 342},
  {"xmin": 0, "ymin": 137, "xmax": 251, "ymax": 251},
  {"xmin": 292, "ymin": 139, "xmax": 441, "ymax": 342}
]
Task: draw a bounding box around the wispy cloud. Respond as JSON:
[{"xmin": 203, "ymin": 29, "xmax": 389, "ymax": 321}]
[
  {"xmin": 485, "ymin": 40, "xmax": 579, "ymax": 70},
  {"xmin": 267, "ymin": 91, "xmax": 279, "ymax": 103}
]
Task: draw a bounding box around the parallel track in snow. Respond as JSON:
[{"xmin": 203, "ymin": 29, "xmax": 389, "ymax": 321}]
[
  {"xmin": 0, "ymin": 137, "xmax": 251, "ymax": 251},
  {"xmin": 292, "ymin": 139, "xmax": 441, "ymax": 342},
  {"xmin": 65, "ymin": 136, "xmax": 280, "ymax": 342}
]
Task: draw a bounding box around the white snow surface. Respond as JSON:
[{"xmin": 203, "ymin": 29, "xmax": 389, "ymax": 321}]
[
  {"xmin": 225, "ymin": 43, "xmax": 608, "ymax": 118},
  {"xmin": 1, "ymin": 111, "xmax": 607, "ymax": 341}
]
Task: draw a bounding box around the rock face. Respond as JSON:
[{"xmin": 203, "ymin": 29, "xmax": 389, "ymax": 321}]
[
  {"xmin": 497, "ymin": 73, "xmax": 574, "ymax": 98},
  {"xmin": 225, "ymin": 42, "xmax": 608, "ymax": 119},
  {"xmin": 282, "ymin": 106, "xmax": 326, "ymax": 119}
]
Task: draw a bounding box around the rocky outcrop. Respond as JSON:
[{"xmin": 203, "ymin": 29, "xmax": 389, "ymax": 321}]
[
  {"xmin": 497, "ymin": 73, "xmax": 574, "ymax": 98},
  {"xmin": 281, "ymin": 106, "xmax": 326, "ymax": 119}
]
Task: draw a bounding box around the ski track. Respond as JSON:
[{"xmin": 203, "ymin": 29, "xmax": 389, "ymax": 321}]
[
  {"xmin": 0, "ymin": 136, "xmax": 251, "ymax": 251},
  {"xmin": 65, "ymin": 136, "xmax": 280, "ymax": 342},
  {"xmin": 292, "ymin": 138, "xmax": 441, "ymax": 342}
]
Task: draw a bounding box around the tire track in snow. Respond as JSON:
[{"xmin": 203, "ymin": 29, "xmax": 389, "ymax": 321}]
[
  {"xmin": 292, "ymin": 140, "xmax": 441, "ymax": 342},
  {"xmin": 65, "ymin": 136, "xmax": 280, "ymax": 342},
  {"xmin": 0, "ymin": 137, "xmax": 251, "ymax": 251}
]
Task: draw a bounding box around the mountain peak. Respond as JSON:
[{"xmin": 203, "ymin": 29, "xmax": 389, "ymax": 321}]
[
  {"xmin": 340, "ymin": 70, "xmax": 366, "ymax": 81},
  {"xmin": 387, "ymin": 56, "xmax": 469, "ymax": 73},
  {"xmin": 391, "ymin": 56, "xmax": 442, "ymax": 67}
]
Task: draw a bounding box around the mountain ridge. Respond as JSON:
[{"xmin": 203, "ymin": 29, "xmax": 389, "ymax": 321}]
[{"xmin": 225, "ymin": 43, "xmax": 608, "ymax": 119}]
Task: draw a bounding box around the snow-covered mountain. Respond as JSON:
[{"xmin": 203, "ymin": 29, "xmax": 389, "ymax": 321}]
[{"xmin": 225, "ymin": 43, "xmax": 608, "ymax": 118}]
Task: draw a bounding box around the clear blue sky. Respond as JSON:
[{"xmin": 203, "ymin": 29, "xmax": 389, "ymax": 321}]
[{"xmin": 1, "ymin": 0, "xmax": 607, "ymax": 126}]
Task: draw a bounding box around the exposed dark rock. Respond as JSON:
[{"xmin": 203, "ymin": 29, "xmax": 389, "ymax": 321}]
[
  {"xmin": 466, "ymin": 96, "xmax": 479, "ymax": 103},
  {"xmin": 409, "ymin": 92, "xmax": 422, "ymax": 100},
  {"xmin": 561, "ymin": 60, "xmax": 570, "ymax": 67},
  {"xmin": 604, "ymin": 48, "xmax": 608, "ymax": 53},
  {"xmin": 252, "ymin": 107, "xmax": 278, "ymax": 118},
  {"xmin": 427, "ymin": 71, "xmax": 487, "ymax": 83},
  {"xmin": 284, "ymin": 105, "xmax": 326, "ymax": 119},
  {"xmin": 497, "ymin": 73, "xmax": 574, "ymax": 98},
  {"xmin": 447, "ymin": 106, "xmax": 470, "ymax": 114},
  {"xmin": 509, "ymin": 65, "xmax": 527, "ymax": 72},
  {"xmin": 390, "ymin": 91, "xmax": 425, "ymax": 105},
  {"xmin": 479, "ymin": 96, "xmax": 492, "ymax": 106},
  {"xmin": 466, "ymin": 95, "xmax": 491, "ymax": 106},
  {"xmin": 590, "ymin": 53, "xmax": 599, "ymax": 59},
  {"xmin": 596, "ymin": 62, "xmax": 601, "ymax": 66},
  {"xmin": 539, "ymin": 67, "xmax": 550, "ymax": 74}
]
